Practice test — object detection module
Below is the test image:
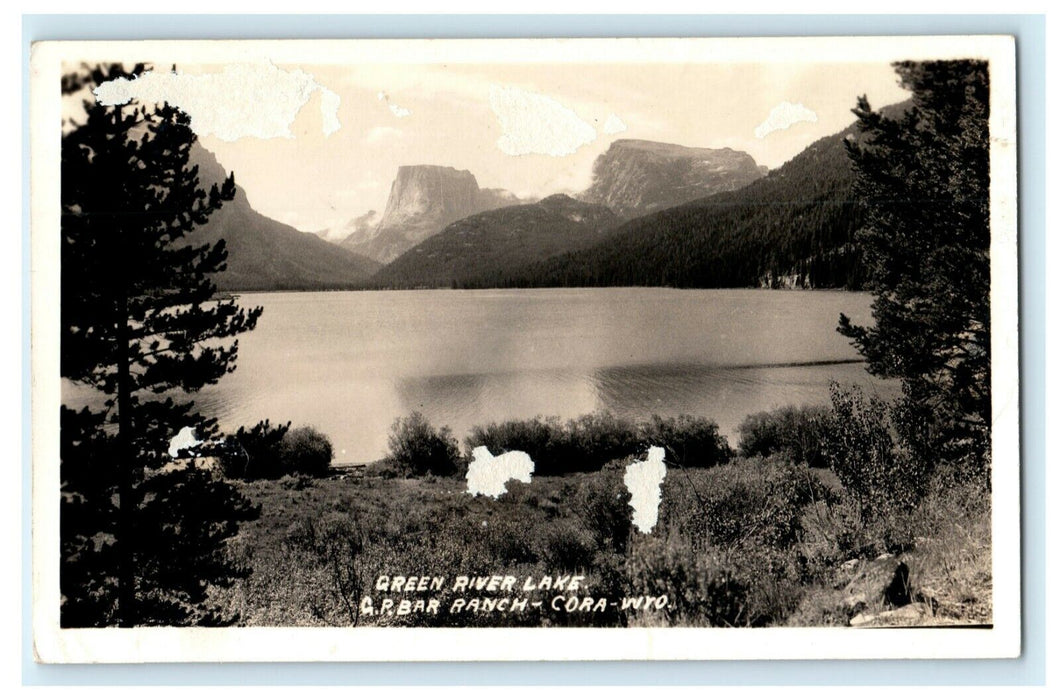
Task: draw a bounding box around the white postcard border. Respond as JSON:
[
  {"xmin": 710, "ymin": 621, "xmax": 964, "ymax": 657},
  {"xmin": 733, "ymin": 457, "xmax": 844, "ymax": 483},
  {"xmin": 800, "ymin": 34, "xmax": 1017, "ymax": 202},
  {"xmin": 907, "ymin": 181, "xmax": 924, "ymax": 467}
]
[{"xmin": 30, "ymin": 35, "xmax": 1021, "ymax": 663}]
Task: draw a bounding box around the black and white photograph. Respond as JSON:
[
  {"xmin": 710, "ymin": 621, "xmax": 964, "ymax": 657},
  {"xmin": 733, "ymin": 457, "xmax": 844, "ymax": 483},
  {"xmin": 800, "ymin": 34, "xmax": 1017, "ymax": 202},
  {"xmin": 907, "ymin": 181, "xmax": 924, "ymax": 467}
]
[{"xmin": 30, "ymin": 36, "xmax": 1020, "ymax": 662}]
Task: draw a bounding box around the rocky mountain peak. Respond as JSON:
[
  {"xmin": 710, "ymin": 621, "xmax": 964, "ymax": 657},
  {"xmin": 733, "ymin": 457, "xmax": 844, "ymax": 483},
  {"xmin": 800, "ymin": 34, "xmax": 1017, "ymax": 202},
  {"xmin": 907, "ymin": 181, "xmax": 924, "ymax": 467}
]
[
  {"xmin": 581, "ymin": 139, "xmax": 765, "ymax": 220},
  {"xmin": 344, "ymin": 164, "xmax": 527, "ymax": 263}
]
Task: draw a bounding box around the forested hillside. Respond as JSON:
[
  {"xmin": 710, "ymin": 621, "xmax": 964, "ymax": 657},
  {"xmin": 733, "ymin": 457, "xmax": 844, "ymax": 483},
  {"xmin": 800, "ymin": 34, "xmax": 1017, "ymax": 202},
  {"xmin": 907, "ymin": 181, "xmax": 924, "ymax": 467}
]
[
  {"xmin": 471, "ymin": 120, "xmax": 877, "ymax": 290},
  {"xmin": 369, "ymin": 195, "xmax": 620, "ymax": 289}
]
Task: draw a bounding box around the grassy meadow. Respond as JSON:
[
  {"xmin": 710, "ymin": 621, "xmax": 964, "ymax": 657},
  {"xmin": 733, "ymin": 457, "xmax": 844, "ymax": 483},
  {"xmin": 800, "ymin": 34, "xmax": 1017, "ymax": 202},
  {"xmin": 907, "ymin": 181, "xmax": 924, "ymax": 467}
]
[{"xmin": 208, "ymin": 404, "xmax": 992, "ymax": 628}]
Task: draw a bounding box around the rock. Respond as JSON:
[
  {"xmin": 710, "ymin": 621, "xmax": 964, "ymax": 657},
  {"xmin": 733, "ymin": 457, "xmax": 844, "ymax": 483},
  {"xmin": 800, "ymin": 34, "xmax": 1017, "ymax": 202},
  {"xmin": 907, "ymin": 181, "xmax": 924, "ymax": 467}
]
[
  {"xmin": 850, "ymin": 602, "xmax": 936, "ymax": 627},
  {"xmin": 849, "ymin": 611, "xmax": 873, "ymax": 627},
  {"xmin": 580, "ymin": 139, "xmax": 765, "ymax": 220},
  {"xmin": 347, "ymin": 165, "xmax": 527, "ymax": 262},
  {"xmin": 841, "ymin": 558, "xmax": 915, "ymax": 622},
  {"xmin": 840, "ymin": 558, "xmax": 860, "ymax": 572},
  {"xmin": 884, "ymin": 561, "xmax": 912, "ymax": 607}
]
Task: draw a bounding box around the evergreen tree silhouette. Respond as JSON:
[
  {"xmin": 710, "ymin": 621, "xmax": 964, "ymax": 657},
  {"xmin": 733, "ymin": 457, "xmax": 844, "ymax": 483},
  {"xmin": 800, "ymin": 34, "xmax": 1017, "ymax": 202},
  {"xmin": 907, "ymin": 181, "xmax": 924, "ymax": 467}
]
[
  {"xmin": 60, "ymin": 63, "xmax": 262, "ymax": 626},
  {"xmin": 839, "ymin": 60, "xmax": 991, "ymax": 477}
]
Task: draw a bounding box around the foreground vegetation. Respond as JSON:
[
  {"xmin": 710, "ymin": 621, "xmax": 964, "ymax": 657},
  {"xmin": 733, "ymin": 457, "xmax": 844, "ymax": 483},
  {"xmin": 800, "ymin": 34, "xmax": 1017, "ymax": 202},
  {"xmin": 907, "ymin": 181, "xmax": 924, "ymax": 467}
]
[{"xmin": 208, "ymin": 397, "xmax": 991, "ymax": 628}]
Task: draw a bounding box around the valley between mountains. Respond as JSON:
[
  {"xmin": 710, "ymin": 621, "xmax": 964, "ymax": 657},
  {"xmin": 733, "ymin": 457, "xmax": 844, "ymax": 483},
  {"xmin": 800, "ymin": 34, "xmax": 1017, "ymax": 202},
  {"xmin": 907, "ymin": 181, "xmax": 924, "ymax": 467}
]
[{"xmin": 192, "ymin": 107, "xmax": 906, "ymax": 293}]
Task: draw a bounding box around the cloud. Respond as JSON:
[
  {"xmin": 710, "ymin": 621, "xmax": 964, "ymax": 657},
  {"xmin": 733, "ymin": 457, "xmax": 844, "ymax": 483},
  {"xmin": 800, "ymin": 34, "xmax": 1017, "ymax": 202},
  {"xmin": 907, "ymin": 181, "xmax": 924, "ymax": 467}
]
[
  {"xmin": 377, "ymin": 91, "xmax": 411, "ymax": 118},
  {"xmin": 94, "ymin": 63, "xmax": 341, "ymax": 141},
  {"xmin": 365, "ymin": 126, "xmax": 403, "ymax": 144},
  {"xmin": 602, "ymin": 113, "xmax": 627, "ymax": 134},
  {"xmin": 488, "ymin": 84, "xmax": 597, "ymax": 157},
  {"xmin": 754, "ymin": 101, "xmax": 818, "ymax": 139}
]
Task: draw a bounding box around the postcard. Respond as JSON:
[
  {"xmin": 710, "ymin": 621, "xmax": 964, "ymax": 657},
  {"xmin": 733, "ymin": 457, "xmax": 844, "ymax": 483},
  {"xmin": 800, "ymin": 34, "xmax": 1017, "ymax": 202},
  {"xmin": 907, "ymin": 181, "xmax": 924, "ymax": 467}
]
[{"xmin": 30, "ymin": 35, "xmax": 1019, "ymax": 662}]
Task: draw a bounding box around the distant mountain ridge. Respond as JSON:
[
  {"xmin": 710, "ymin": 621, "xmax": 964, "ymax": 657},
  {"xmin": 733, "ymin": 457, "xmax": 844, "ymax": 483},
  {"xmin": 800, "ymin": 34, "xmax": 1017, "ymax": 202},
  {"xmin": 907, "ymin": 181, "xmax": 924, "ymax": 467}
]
[
  {"xmin": 370, "ymin": 194, "xmax": 621, "ymax": 289},
  {"xmin": 185, "ymin": 144, "xmax": 381, "ymax": 291},
  {"xmin": 579, "ymin": 139, "xmax": 766, "ymax": 219},
  {"xmin": 345, "ymin": 165, "xmax": 529, "ymax": 263},
  {"xmin": 463, "ymin": 107, "xmax": 916, "ymax": 290}
]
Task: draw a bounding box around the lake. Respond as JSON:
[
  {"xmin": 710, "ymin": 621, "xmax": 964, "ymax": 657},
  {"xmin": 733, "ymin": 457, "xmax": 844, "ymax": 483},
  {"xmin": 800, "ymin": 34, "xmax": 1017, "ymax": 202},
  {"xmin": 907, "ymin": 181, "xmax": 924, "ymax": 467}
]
[{"xmin": 185, "ymin": 288, "xmax": 896, "ymax": 463}]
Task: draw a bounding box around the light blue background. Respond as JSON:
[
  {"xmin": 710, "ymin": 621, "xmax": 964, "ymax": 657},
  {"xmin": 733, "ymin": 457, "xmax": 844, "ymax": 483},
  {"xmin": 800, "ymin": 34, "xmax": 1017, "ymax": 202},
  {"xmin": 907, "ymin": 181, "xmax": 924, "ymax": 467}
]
[{"xmin": 22, "ymin": 13, "xmax": 1046, "ymax": 686}]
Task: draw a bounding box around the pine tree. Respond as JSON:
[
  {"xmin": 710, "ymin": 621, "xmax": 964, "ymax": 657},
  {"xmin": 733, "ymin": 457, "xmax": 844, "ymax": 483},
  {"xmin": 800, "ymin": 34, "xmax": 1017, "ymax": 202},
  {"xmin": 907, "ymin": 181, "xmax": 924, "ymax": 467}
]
[
  {"xmin": 838, "ymin": 60, "xmax": 991, "ymax": 477},
  {"xmin": 60, "ymin": 64, "xmax": 262, "ymax": 626}
]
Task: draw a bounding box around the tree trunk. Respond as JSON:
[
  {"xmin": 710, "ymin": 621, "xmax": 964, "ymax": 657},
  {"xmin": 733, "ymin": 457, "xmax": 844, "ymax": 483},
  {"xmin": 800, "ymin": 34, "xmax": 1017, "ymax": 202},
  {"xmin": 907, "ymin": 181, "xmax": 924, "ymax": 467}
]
[{"xmin": 115, "ymin": 294, "xmax": 135, "ymax": 627}]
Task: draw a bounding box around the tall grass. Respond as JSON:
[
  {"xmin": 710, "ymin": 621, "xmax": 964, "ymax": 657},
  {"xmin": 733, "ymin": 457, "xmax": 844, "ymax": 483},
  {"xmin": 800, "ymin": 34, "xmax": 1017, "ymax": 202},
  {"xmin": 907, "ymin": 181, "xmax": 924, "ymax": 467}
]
[{"xmin": 215, "ymin": 394, "xmax": 990, "ymax": 629}]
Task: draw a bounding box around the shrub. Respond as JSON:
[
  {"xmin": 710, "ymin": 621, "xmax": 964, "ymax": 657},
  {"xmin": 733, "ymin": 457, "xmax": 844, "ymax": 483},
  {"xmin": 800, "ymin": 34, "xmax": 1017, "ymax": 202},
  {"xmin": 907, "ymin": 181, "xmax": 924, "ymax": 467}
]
[
  {"xmin": 277, "ymin": 473, "xmax": 314, "ymax": 491},
  {"xmin": 278, "ymin": 426, "xmax": 334, "ymax": 477},
  {"xmin": 466, "ymin": 413, "xmax": 642, "ymax": 476},
  {"xmin": 220, "ymin": 419, "xmax": 291, "ymax": 479},
  {"xmin": 538, "ymin": 520, "xmax": 597, "ymax": 571},
  {"xmin": 564, "ymin": 412, "xmax": 641, "ymax": 469},
  {"xmin": 640, "ymin": 414, "xmax": 733, "ymax": 468},
  {"xmin": 674, "ymin": 458, "xmax": 821, "ymax": 551},
  {"xmin": 823, "ymin": 384, "xmax": 930, "ymax": 518},
  {"xmin": 466, "ymin": 415, "xmax": 565, "ymax": 473},
  {"xmin": 737, "ymin": 405, "xmax": 831, "ymax": 469},
  {"xmin": 628, "ymin": 539, "xmax": 751, "ymax": 627},
  {"xmin": 388, "ymin": 412, "xmax": 462, "ymax": 477},
  {"xmin": 480, "ymin": 517, "xmax": 538, "ymax": 565},
  {"xmin": 466, "ymin": 411, "xmax": 731, "ymax": 476},
  {"xmin": 570, "ymin": 471, "xmax": 634, "ymax": 554},
  {"xmin": 220, "ymin": 421, "xmax": 334, "ymax": 479},
  {"xmin": 282, "ymin": 513, "xmax": 366, "ymax": 625}
]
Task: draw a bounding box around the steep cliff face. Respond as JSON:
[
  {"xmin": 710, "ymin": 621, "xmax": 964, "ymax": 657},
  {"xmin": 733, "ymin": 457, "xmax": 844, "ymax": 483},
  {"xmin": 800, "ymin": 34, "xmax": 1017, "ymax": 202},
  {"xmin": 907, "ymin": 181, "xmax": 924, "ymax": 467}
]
[
  {"xmin": 345, "ymin": 165, "xmax": 527, "ymax": 263},
  {"xmin": 184, "ymin": 144, "xmax": 381, "ymax": 291},
  {"xmin": 581, "ymin": 139, "xmax": 766, "ymax": 220}
]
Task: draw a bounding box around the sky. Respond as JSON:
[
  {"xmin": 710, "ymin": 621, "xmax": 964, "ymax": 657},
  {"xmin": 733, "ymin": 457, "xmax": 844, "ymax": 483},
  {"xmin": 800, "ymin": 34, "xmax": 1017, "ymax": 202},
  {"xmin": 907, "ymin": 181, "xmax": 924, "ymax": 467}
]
[{"xmin": 92, "ymin": 60, "xmax": 912, "ymax": 234}]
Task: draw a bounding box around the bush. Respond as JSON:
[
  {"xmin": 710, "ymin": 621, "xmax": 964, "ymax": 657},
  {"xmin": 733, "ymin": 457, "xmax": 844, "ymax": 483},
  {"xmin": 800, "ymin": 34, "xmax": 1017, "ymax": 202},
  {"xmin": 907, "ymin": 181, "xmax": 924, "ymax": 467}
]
[
  {"xmin": 282, "ymin": 513, "xmax": 366, "ymax": 625},
  {"xmin": 667, "ymin": 458, "xmax": 821, "ymax": 551},
  {"xmin": 466, "ymin": 415, "xmax": 565, "ymax": 473},
  {"xmin": 737, "ymin": 405, "xmax": 831, "ymax": 469},
  {"xmin": 220, "ymin": 420, "xmax": 291, "ymax": 479},
  {"xmin": 465, "ymin": 411, "xmax": 730, "ymax": 476},
  {"xmin": 823, "ymin": 384, "xmax": 930, "ymax": 518},
  {"xmin": 220, "ymin": 421, "xmax": 333, "ymax": 479},
  {"xmin": 537, "ymin": 521, "xmax": 597, "ymax": 571},
  {"xmin": 388, "ymin": 412, "xmax": 462, "ymax": 477},
  {"xmin": 640, "ymin": 414, "xmax": 733, "ymax": 468},
  {"xmin": 278, "ymin": 426, "xmax": 334, "ymax": 477},
  {"xmin": 570, "ymin": 471, "xmax": 634, "ymax": 554},
  {"xmin": 564, "ymin": 412, "xmax": 641, "ymax": 469},
  {"xmin": 628, "ymin": 539, "xmax": 751, "ymax": 627}
]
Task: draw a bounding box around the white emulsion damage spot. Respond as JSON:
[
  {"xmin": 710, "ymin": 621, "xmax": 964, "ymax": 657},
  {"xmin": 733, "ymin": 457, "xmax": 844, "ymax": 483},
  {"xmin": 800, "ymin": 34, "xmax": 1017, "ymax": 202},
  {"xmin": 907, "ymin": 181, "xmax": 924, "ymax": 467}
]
[
  {"xmin": 488, "ymin": 84, "xmax": 597, "ymax": 157},
  {"xmin": 602, "ymin": 113, "xmax": 627, "ymax": 134},
  {"xmin": 465, "ymin": 446, "xmax": 535, "ymax": 499},
  {"xmin": 168, "ymin": 426, "xmax": 202, "ymax": 458},
  {"xmin": 93, "ymin": 63, "xmax": 342, "ymax": 141},
  {"xmin": 754, "ymin": 101, "xmax": 818, "ymax": 139},
  {"xmin": 624, "ymin": 446, "xmax": 667, "ymax": 534}
]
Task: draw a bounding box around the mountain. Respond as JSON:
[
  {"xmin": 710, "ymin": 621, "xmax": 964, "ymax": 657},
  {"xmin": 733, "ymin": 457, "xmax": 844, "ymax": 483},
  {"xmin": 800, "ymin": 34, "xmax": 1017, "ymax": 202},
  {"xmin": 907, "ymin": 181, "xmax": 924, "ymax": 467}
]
[
  {"xmin": 314, "ymin": 210, "xmax": 380, "ymax": 245},
  {"xmin": 184, "ymin": 145, "xmax": 381, "ymax": 291},
  {"xmin": 479, "ymin": 116, "xmax": 889, "ymax": 291},
  {"xmin": 345, "ymin": 165, "xmax": 528, "ymax": 263},
  {"xmin": 370, "ymin": 194, "xmax": 621, "ymax": 289},
  {"xmin": 580, "ymin": 139, "xmax": 766, "ymax": 220}
]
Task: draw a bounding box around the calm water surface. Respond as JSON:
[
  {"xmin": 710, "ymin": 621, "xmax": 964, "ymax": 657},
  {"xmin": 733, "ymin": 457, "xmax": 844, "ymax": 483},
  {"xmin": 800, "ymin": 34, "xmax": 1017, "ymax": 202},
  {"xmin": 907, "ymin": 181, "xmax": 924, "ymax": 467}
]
[{"xmin": 183, "ymin": 288, "xmax": 895, "ymax": 463}]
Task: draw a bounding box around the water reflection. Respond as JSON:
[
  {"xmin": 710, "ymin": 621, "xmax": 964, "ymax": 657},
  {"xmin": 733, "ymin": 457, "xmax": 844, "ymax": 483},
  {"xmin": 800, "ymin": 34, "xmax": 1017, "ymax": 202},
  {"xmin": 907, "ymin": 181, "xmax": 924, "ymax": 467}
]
[{"xmin": 64, "ymin": 289, "xmax": 896, "ymax": 463}]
